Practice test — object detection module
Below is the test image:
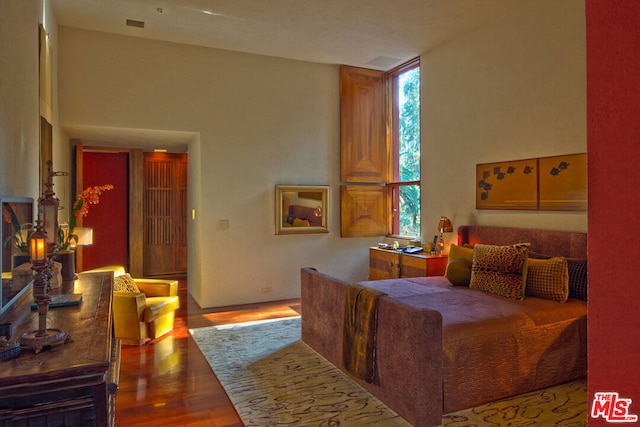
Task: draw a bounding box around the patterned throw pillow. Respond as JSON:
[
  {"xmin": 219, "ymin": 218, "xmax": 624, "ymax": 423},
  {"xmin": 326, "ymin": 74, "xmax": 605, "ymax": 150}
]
[
  {"xmin": 566, "ymin": 258, "xmax": 588, "ymax": 301},
  {"xmin": 526, "ymin": 257, "xmax": 569, "ymax": 302},
  {"xmin": 469, "ymin": 243, "xmax": 530, "ymax": 300},
  {"xmin": 529, "ymin": 252, "xmax": 587, "ymax": 301},
  {"xmin": 445, "ymin": 244, "xmax": 474, "ymax": 286},
  {"xmin": 113, "ymin": 273, "xmax": 140, "ymax": 293}
]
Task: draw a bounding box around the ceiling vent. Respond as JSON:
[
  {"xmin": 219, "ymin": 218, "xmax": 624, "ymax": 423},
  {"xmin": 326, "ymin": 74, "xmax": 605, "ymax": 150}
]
[
  {"xmin": 366, "ymin": 56, "xmax": 402, "ymax": 68},
  {"xmin": 126, "ymin": 19, "xmax": 145, "ymax": 28}
]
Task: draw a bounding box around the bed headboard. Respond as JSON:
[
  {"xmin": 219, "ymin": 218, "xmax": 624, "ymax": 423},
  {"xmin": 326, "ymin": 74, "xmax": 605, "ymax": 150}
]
[{"xmin": 457, "ymin": 225, "xmax": 587, "ymax": 259}]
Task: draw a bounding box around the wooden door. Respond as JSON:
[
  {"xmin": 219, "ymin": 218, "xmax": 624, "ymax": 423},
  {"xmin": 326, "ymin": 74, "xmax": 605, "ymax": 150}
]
[
  {"xmin": 81, "ymin": 151, "xmax": 129, "ymax": 271},
  {"xmin": 143, "ymin": 153, "xmax": 188, "ymax": 276}
]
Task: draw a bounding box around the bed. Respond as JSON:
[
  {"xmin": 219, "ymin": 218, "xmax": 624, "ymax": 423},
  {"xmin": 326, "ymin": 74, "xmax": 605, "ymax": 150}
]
[{"xmin": 300, "ymin": 225, "xmax": 588, "ymax": 426}]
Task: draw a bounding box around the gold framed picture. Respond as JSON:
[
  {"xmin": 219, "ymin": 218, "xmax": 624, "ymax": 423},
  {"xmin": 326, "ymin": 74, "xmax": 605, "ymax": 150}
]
[
  {"xmin": 538, "ymin": 153, "xmax": 587, "ymax": 211},
  {"xmin": 476, "ymin": 153, "xmax": 587, "ymax": 211},
  {"xmin": 476, "ymin": 158, "xmax": 538, "ymax": 210}
]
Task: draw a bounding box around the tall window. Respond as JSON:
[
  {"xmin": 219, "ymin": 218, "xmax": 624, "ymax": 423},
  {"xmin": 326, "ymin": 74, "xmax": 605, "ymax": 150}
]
[
  {"xmin": 339, "ymin": 60, "xmax": 420, "ymax": 238},
  {"xmin": 389, "ymin": 59, "xmax": 420, "ymax": 237}
]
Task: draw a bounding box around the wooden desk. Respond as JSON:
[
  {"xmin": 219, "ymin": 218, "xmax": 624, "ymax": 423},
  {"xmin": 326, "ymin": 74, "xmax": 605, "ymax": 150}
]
[
  {"xmin": 369, "ymin": 247, "xmax": 448, "ymax": 280},
  {"xmin": 0, "ymin": 272, "xmax": 119, "ymax": 427}
]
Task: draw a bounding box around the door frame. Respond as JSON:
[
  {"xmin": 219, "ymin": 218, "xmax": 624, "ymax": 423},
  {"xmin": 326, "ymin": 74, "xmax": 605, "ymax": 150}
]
[{"xmin": 74, "ymin": 142, "xmax": 145, "ymax": 276}]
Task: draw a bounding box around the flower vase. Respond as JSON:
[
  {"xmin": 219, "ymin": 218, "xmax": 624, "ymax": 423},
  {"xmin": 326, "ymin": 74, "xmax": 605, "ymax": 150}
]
[{"xmin": 57, "ymin": 251, "xmax": 77, "ymax": 284}]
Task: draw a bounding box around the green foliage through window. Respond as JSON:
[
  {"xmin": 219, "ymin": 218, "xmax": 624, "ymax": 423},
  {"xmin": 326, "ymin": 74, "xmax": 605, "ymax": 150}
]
[{"xmin": 392, "ymin": 62, "xmax": 420, "ymax": 237}]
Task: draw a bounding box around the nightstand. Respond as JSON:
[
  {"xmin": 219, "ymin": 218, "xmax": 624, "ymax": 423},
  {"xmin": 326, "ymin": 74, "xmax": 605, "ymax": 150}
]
[{"xmin": 369, "ymin": 247, "xmax": 448, "ymax": 280}]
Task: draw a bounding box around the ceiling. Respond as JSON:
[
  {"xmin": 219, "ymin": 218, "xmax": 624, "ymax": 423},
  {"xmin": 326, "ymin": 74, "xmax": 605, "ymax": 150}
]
[
  {"xmin": 50, "ymin": 0, "xmax": 529, "ymax": 150},
  {"xmin": 51, "ymin": 0, "xmax": 527, "ymax": 71}
]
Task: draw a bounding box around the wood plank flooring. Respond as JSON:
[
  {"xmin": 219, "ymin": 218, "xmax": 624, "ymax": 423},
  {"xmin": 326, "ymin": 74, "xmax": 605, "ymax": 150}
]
[{"xmin": 115, "ymin": 275, "xmax": 301, "ymax": 426}]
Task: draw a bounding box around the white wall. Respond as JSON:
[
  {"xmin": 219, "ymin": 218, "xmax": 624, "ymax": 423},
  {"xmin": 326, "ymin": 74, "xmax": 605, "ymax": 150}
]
[
  {"xmin": 56, "ymin": 0, "xmax": 585, "ymax": 308},
  {"xmin": 0, "ymin": 0, "xmax": 41, "ymax": 199},
  {"xmin": 57, "ymin": 28, "xmax": 379, "ymax": 307},
  {"xmin": 421, "ymin": 0, "xmax": 587, "ymax": 249},
  {"xmin": 0, "ymin": 0, "xmax": 69, "ymax": 213}
]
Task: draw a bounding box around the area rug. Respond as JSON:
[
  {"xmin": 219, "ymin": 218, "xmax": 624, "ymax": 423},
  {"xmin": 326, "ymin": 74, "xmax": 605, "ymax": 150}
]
[
  {"xmin": 440, "ymin": 380, "xmax": 587, "ymax": 426},
  {"xmin": 190, "ymin": 317, "xmax": 587, "ymax": 427}
]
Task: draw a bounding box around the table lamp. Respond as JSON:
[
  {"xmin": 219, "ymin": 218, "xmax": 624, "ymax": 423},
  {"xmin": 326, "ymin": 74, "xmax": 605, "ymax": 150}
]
[{"xmin": 437, "ymin": 216, "xmax": 453, "ymax": 255}]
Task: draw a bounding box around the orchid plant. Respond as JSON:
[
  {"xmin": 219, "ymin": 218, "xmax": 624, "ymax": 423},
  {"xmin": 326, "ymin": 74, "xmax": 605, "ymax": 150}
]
[{"xmin": 58, "ymin": 184, "xmax": 114, "ymax": 252}]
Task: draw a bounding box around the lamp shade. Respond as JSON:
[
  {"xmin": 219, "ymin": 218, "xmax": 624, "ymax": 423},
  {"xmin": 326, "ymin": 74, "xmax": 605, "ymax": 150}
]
[
  {"xmin": 438, "ymin": 217, "xmax": 453, "ymax": 233},
  {"xmin": 75, "ymin": 227, "xmax": 93, "ymax": 246},
  {"xmin": 59, "ymin": 225, "xmax": 93, "ymax": 247},
  {"xmin": 41, "ymin": 201, "xmax": 58, "ymax": 246},
  {"xmin": 29, "ymin": 228, "xmax": 47, "ymax": 263}
]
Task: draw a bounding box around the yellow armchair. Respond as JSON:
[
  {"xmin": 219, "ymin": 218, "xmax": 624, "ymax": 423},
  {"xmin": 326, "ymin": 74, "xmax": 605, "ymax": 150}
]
[{"xmin": 82, "ymin": 266, "xmax": 180, "ymax": 345}]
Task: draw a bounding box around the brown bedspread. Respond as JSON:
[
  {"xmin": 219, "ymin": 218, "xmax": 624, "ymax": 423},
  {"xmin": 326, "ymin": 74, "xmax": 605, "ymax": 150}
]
[{"xmin": 360, "ymin": 276, "xmax": 588, "ymax": 412}]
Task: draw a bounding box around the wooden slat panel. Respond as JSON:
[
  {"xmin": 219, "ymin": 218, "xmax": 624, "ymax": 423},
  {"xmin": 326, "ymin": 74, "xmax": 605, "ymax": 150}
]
[
  {"xmin": 340, "ymin": 66, "xmax": 387, "ymax": 183},
  {"xmin": 143, "ymin": 153, "xmax": 188, "ymax": 276},
  {"xmin": 340, "ymin": 185, "xmax": 388, "ymax": 237}
]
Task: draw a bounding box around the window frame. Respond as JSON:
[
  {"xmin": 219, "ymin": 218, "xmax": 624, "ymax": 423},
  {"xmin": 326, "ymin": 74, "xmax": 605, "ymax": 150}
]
[{"xmin": 387, "ymin": 58, "xmax": 420, "ymax": 238}]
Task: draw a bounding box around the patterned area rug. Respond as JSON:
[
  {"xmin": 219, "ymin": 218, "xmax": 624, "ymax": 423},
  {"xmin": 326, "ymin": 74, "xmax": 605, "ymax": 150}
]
[
  {"xmin": 190, "ymin": 317, "xmax": 587, "ymax": 427},
  {"xmin": 440, "ymin": 380, "xmax": 587, "ymax": 426}
]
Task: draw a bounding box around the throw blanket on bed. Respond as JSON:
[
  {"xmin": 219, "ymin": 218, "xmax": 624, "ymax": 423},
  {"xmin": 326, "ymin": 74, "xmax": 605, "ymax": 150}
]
[{"xmin": 342, "ymin": 284, "xmax": 387, "ymax": 383}]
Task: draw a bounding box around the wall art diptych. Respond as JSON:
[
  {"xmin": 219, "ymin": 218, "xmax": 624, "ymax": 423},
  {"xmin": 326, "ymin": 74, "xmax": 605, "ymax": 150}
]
[{"xmin": 476, "ymin": 153, "xmax": 587, "ymax": 211}]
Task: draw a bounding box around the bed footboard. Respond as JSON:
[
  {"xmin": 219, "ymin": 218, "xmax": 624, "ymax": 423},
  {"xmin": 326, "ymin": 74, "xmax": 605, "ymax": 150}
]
[{"xmin": 301, "ymin": 268, "xmax": 443, "ymax": 427}]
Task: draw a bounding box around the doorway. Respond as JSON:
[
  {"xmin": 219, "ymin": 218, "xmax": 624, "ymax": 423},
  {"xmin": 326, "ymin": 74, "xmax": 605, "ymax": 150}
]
[
  {"xmin": 75, "ymin": 144, "xmax": 188, "ymax": 276},
  {"xmin": 143, "ymin": 152, "xmax": 188, "ymax": 276},
  {"xmin": 80, "ymin": 151, "xmax": 129, "ymax": 270}
]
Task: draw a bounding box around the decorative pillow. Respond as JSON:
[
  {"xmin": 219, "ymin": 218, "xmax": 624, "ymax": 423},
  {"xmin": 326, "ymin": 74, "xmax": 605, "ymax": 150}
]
[
  {"xmin": 292, "ymin": 218, "xmax": 311, "ymax": 227},
  {"xmin": 526, "ymin": 257, "xmax": 569, "ymax": 302},
  {"xmin": 530, "ymin": 252, "xmax": 587, "ymax": 301},
  {"xmin": 445, "ymin": 244, "xmax": 474, "ymax": 286},
  {"xmin": 566, "ymin": 258, "xmax": 588, "ymax": 301},
  {"xmin": 113, "ymin": 273, "xmax": 140, "ymax": 293},
  {"xmin": 469, "ymin": 243, "xmax": 530, "ymax": 300}
]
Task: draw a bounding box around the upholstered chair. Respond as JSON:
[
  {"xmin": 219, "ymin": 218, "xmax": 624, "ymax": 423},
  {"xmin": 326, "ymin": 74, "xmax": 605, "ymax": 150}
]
[{"xmin": 82, "ymin": 266, "xmax": 180, "ymax": 345}]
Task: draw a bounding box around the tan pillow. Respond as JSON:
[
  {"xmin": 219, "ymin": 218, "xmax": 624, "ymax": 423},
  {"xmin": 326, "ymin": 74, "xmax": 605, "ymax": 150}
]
[
  {"xmin": 113, "ymin": 273, "xmax": 140, "ymax": 293},
  {"xmin": 445, "ymin": 244, "xmax": 474, "ymax": 286},
  {"xmin": 292, "ymin": 218, "xmax": 311, "ymax": 227},
  {"xmin": 469, "ymin": 243, "xmax": 530, "ymax": 300},
  {"xmin": 526, "ymin": 257, "xmax": 569, "ymax": 302}
]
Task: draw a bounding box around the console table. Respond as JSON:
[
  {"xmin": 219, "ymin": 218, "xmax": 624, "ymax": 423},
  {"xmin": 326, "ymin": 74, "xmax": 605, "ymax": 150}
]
[
  {"xmin": 369, "ymin": 247, "xmax": 448, "ymax": 280},
  {"xmin": 0, "ymin": 271, "xmax": 120, "ymax": 427}
]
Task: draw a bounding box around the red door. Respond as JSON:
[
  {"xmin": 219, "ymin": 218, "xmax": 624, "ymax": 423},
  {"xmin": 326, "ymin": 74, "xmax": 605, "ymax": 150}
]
[{"xmin": 81, "ymin": 152, "xmax": 129, "ymax": 270}]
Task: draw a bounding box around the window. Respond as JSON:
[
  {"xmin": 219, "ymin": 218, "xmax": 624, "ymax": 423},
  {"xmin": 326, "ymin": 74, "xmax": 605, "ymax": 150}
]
[
  {"xmin": 389, "ymin": 59, "xmax": 420, "ymax": 237},
  {"xmin": 339, "ymin": 59, "xmax": 420, "ymax": 238}
]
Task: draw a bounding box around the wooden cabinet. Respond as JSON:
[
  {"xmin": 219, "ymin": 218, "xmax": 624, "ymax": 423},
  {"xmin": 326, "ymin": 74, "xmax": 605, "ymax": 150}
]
[
  {"xmin": 369, "ymin": 247, "xmax": 448, "ymax": 280},
  {"xmin": 0, "ymin": 272, "xmax": 119, "ymax": 427}
]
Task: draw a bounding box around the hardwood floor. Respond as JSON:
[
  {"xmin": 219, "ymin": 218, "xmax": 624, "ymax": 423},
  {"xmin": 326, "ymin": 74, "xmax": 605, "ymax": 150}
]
[{"xmin": 115, "ymin": 275, "xmax": 301, "ymax": 426}]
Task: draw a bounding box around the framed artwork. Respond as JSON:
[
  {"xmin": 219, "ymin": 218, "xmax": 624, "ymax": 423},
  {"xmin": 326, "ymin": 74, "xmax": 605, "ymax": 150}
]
[
  {"xmin": 39, "ymin": 25, "xmax": 53, "ymax": 122},
  {"xmin": 476, "ymin": 158, "xmax": 538, "ymax": 210},
  {"xmin": 538, "ymin": 153, "xmax": 587, "ymax": 211},
  {"xmin": 40, "ymin": 117, "xmax": 52, "ymax": 195},
  {"xmin": 275, "ymin": 185, "xmax": 329, "ymax": 235},
  {"xmin": 477, "ymin": 153, "xmax": 587, "ymax": 211},
  {"xmin": 39, "ymin": 25, "xmax": 54, "ymax": 194}
]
